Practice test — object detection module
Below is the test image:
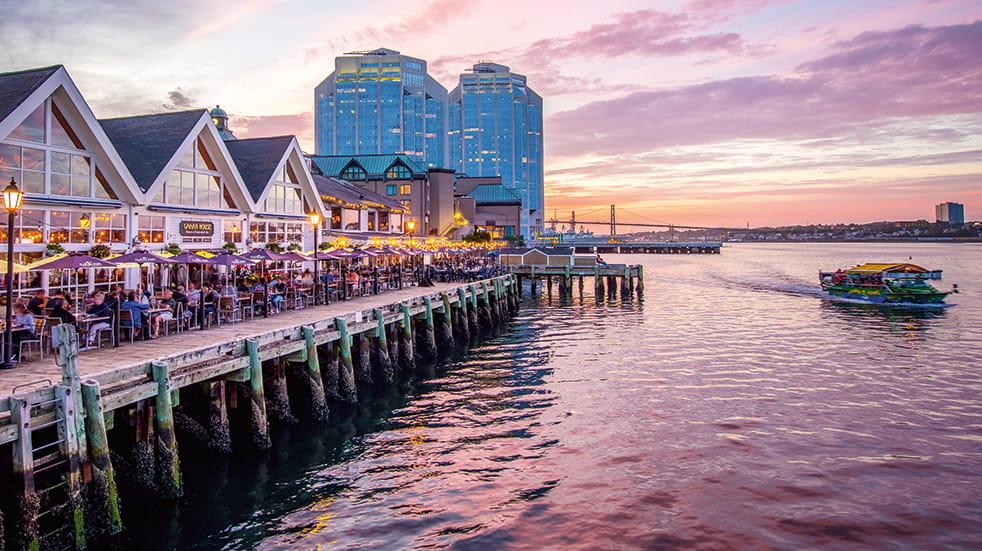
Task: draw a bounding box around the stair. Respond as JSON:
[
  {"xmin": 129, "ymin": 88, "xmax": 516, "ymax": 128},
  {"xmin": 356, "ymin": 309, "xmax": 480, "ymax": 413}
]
[{"xmin": 10, "ymin": 385, "xmax": 87, "ymax": 550}]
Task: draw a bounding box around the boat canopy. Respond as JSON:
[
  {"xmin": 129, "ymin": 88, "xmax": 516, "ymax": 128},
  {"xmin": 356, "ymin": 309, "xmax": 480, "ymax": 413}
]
[{"xmin": 846, "ymin": 263, "xmax": 942, "ymax": 279}]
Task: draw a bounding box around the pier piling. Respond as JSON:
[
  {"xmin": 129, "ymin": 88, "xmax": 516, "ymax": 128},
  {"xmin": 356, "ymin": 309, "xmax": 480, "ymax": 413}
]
[
  {"xmin": 301, "ymin": 326, "xmax": 329, "ymax": 421},
  {"xmin": 245, "ymin": 340, "xmax": 272, "ymax": 450},
  {"xmin": 334, "ymin": 318, "xmax": 358, "ymax": 403},
  {"xmin": 151, "ymin": 361, "xmax": 183, "ymax": 499}
]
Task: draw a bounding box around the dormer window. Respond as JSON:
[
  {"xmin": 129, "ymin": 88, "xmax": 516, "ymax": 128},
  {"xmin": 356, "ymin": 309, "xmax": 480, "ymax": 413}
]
[
  {"xmin": 341, "ymin": 164, "xmax": 366, "ymax": 180},
  {"xmin": 386, "ymin": 162, "xmax": 411, "ymax": 179}
]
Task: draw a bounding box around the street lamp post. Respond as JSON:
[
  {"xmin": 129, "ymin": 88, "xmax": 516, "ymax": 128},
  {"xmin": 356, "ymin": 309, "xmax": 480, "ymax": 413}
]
[
  {"xmin": 3, "ymin": 178, "xmax": 24, "ymax": 370},
  {"xmin": 309, "ymin": 212, "xmax": 322, "ymax": 305},
  {"xmin": 405, "ymin": 219, "xmax": 417, "ymax": 285}
]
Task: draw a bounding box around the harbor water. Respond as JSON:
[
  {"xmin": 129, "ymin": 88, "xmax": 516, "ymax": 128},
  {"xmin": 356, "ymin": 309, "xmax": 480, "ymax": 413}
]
[{"xmin": 125, "ymin": 243, "xmax": 982, "ymax": 550}]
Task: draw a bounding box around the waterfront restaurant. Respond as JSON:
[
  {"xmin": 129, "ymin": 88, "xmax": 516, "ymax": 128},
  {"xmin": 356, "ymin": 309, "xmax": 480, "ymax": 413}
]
[
  {"xmin": 311, "ymin": 174, "xmax": 408, "ymax": 245},
  {"xmin": 0, "ymin": 65, "xmax": 331, "ymax": 297},
  {"xmin": 0, "ymin": 66, "xmax": 143, "ymax": 294}
]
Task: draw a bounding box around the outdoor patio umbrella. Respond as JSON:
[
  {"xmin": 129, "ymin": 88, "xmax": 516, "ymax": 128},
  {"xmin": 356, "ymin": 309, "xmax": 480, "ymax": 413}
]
[
  {"xmin": 206, "ymin": 252, "xmax": 256, "ymax": 290},
  {"xmin": 29, "ymin": 253, "xmax": 118, "ymax": 309},
  {"xmin": 109, "ymin": 250, "xmax": 175, "ymax": 295}
]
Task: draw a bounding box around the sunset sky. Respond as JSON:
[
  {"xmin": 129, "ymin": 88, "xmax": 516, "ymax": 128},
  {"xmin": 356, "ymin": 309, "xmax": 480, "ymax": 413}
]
[{"xmin": 1, "ymin": 0, "xmax": 979, "ymax": 227}]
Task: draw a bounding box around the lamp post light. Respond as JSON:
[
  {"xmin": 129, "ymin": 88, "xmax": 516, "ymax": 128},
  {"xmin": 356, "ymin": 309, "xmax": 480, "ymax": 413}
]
[
  {"xmin": 2, "ymin": 178, "xmax": 24, "ymax": 370},
  {"xmin": 404, "ymin": 219, "xmax": 418, "ymax": 283},
  {"xmin": 309, "ymin": 212, "xmax": 322, "ymax": 305}
]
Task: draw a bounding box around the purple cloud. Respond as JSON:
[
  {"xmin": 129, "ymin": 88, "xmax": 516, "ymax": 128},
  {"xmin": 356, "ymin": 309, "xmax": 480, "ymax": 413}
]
[{"xmin": 547, "ymin": 20, "xmax": 982, "ymax": 156}]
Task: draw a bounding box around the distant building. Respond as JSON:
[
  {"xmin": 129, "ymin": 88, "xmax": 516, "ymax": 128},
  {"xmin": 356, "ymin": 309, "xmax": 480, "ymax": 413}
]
[
  {"xmin": 449, "ymin": 62, "xmax": 543, "ymax": 239},
  {"xmin": 935, "ymin": 202, "xmax": 965, "ymax": 225},
  {"xmin": 308, "ymin": 154, "xmax": 454, "ymax": 237},
  {"xmin": 314, "ymin": 48, "xmax": 447, "ymax": 169}
]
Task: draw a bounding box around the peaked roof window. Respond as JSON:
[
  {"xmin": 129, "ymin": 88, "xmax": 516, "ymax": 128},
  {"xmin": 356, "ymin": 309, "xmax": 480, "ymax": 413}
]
[
  {"xmin": 152, "ymin": 137, "xmax": 232, "ymax": 209},
  {"xmin": 386, "ymin": 161, "xmax": 411, "ymax": 179},
  {"xmin": 1, "ymin": 98, "xmax": 115, "ymax": 199},
  {"xmin": 341, "ymin": 163, "xmax": 366, "ymax": 180}
]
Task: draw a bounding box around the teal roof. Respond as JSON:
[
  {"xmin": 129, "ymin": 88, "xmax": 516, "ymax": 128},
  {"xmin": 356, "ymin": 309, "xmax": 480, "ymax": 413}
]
[
  {"xmin": 308, "ymin": 154, "xmax": 425, "ymax": 179},
  {"xmin": 466, "ymin": 184, "xmax": 521, "ymax": 204}
]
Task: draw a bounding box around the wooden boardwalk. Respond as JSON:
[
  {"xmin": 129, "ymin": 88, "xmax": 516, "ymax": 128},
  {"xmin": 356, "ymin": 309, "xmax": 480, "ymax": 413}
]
[{"xmin": 0, "ymin": 282, "xmax": 462, "ymax": 399}]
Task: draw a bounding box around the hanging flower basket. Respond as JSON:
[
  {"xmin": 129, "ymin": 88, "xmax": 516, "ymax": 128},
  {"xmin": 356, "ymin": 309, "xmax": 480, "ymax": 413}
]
[
  {"xmin": 265, "ymin": 242, "xmax": 283, "ymax": 253},
  {"xmin": 88, "ymin": 243, "xmax": 112, "ymax": 259},
  {"xmin": 222, "ymin": 241, "xmax": 238, "ymax": 253},
  {"xmin": 286, "ymin": 242, "xmax": 301, "ymax": 252},
  {"xmin": 163, "ymin": 243, "xmax": 182, "ymax": 255},
  {"xmin": 45, "ymin": 242, "xmax": 65, "ymax": 257}
]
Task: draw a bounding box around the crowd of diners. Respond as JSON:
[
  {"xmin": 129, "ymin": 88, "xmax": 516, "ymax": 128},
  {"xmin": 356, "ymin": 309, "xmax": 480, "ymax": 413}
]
[{"xmin": 3, "ymin": 251, "xmax": 503, "ymax": 366}]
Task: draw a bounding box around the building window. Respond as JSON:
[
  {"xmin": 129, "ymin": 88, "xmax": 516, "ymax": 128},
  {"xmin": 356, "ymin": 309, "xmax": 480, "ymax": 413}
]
[
  {"xmin": 48, "ymin": 211, "xmax": 91, "ymax": 244},
  {"xmin": 263, "ymin": 183, "xmax": 304, "ymax": 215},
  {"xmin": 155, "ymin": 138, "xmax": 230, "ymax": 208},
  {"xmin": 331, "ymin": 207, "xmax": 342, "ymax": 230},
  {"xmin": 223, "ymin": 220, "xmax": 243, "ymax": 244},
  {"xmin": 399, "ymin": 183, "xmax": 411, "ymax": 194},
  {"xmin": 341, "ymin": 164, "xmax": 366, "ymax": 180},
  {"xmin": 249, "ymin": 221, "xmax": 303, "ymax": 245},
  {"xmin": 0, "ymin": 100, "xmax": 114, "ymax": 199},
  {"xmin": 138, "ymin": 215, "xmax": 165, "ymax": 244},
  {"xmin": 386, "ymin": 163, "xmax": 411, "ymax": 179},
  {"xmin": 367, "ymin": 212, "xmax": 376, "ymax": 231},
  {"xmin": 378, "ymin": 212, "xmax": 389, "ymax": 231},
  {"xmin": 93, "ymin": 213, "xmax": 127, "ymax": 244},
  {"xmin": 386, "ymin": 184, "xmax": 397, "ymax": 195},
  {"xmin": 11, "ymin": 210, "xmax": 44, "ymax": 244}
]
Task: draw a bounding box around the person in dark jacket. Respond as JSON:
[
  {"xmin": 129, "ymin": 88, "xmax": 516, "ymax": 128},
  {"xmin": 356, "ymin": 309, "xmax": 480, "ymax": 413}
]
[{"xmin": 119, "ymin": 291, "xmax": 149, "ymax": 338}]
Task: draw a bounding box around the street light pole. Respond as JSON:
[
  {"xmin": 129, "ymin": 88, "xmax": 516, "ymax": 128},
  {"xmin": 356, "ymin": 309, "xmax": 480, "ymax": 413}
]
[
  {"xmin": 309, "ymin": 212, "xmax": 322, "ymax": 305},
  {"xmin": 3, "ymin": 178, "xmax": 24, "ymax": 370}
]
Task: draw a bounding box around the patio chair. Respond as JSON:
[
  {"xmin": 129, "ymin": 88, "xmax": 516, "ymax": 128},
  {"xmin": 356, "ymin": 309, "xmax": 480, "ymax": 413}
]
[
  {"xmin": 219, "ymin": 297, "xmax": 241, "ymax": 324},
  {"xmin": 118, "ymin": 309, "xmax": 139, "ymax": 343},
  {"xmin": 19, "ymin": 318, "xmax": 45, "ymax": 361}
]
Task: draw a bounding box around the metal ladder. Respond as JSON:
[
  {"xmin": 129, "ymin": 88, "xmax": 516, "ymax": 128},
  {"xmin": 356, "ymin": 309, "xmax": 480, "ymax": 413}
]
[{"xmin": 10, "ymin": 381, "xmax": 87, "ymax": 551}]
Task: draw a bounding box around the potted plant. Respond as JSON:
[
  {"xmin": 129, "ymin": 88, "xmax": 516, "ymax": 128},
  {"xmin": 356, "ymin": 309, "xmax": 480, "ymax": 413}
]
[
  {"xmin": 222, "ymin": 241, "xmax": 238, "ymax": 253},
  {"xmin": 286, "ymin": 242, "xmax": 301, "ymax": 252},
  {"xmin": 265, "ymin": 242, "xmax": 283, "ymax": 253},
  {"xmin": 163, "ymin": 243, "xmax": 182, "ymax": 255},
  {"xmin": 45, "ymin": 242, "xmax": 64, "ymax": 257},
  {"xmin": 318, "ymin": 242, "xmax": 332, "ymax": 251},
  {"xmin": 89, "ymin": 243, "xmax": 112, "ymax": 259}
]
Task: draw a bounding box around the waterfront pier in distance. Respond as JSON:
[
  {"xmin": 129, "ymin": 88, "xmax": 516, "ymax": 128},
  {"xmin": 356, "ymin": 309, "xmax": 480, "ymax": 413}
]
[{"xmin": 0, "ymin": 276, "xmax": 520, "ymax": 551}]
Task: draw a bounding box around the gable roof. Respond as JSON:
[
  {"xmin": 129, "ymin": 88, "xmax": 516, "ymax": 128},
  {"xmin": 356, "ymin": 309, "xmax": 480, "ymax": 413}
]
[
  {"xmin": 0, "ymin": 65, "xmax": 61, "ymax": 124},
  {"xmin": 465, "ymin": 184, "xmax": 521, "ymax": 204},
  {"xmin": 224, "ymin": 136, "xmax": 295, "ymax": 202},
  {"xmin": 312, "ymin": 174, "xmax": 406, "ymax": 212},
  {"xmin": 99, "ymin": 109, "xmax": 206, "ymax": 192},
  {"xmin": 309, "ymin": 154, "xmax": 425, "ymax": 178}
]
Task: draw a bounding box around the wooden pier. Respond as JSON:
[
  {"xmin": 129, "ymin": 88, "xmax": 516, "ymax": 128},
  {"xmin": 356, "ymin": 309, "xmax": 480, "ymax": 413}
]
[
  {"xmin": 510, "ymin": 264, "xmax": 644, "ymax": 298},
  {"xmin": 0, "ymin": 275, "xmax": 520, "ymax": 550},
  {"xmin": 577, "ymin": 242, "xmax": 721, "ymax": 254}
]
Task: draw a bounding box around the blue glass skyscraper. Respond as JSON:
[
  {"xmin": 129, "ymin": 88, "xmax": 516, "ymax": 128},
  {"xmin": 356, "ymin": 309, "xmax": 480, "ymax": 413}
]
[
  {"xmin": 314, "ymin": 48, "xmax": 447, "ymax": 169},
  {"xmin": 449, "ymin": 63, "xmax": 543, "ymax": 238}
]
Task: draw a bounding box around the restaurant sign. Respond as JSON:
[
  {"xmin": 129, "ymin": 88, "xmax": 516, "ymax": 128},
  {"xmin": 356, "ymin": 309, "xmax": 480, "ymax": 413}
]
[{"xmin": 179, "ymin": 220, "xmax": 215, "ymax": 237}]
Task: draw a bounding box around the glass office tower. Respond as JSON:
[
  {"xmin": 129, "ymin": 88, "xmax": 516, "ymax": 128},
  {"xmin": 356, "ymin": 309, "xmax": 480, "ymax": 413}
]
[
  {"xmin": 315, "ymin": 48, "xmax": 447, "ymax": 169},
  {"xmin": 449, "ymin": 63, "xmax": 543, "ymax": 238}
]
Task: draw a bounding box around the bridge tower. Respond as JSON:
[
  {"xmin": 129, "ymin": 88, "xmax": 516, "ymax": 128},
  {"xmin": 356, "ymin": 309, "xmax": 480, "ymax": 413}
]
[{"xmin": 610, "ymin": 205, "xmax": 616, "ymax": 238}]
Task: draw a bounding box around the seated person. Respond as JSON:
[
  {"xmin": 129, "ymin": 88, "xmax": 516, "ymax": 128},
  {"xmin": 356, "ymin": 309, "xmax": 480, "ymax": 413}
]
[
  {"xmin": 200, "ymin": 284, "xmax": 220, "ymax": 321},
  {"xmin": 268, "ymin": 277, "xmax": 285, "ymax": 312},
  {"xmin": 84, "ymin": 293, "xmax": 113, "ymax": 347},
  {"xmin": 48, "ymin": 297, "xmax": 78, "ymax": 350},
  {"xmin": 26, "ymin": 289, "xmax": 47, "ymax": 316},
  {"xmin": 10, "ymin": 303, "xmax": 36, "ymax": 361},
  {"xmin": 595, "ymin": 253, "xmax": 608, "ymax": 266},
  {"xmin": 151, "ymin": 289, "xmax": 177, "ymax": 338},
  {"xmin": 344, "ymin": 270, "xmax": 361, "ymax": 296},
  {"xmin": 119, "ymin": 291, "xmax": 149, "ymax": 338}
]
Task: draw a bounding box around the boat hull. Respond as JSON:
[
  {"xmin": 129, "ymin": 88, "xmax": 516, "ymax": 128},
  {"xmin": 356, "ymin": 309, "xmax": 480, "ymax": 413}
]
[{"xmin": 824, "ymin": 285, "xmax": 948, "ymax": 305}]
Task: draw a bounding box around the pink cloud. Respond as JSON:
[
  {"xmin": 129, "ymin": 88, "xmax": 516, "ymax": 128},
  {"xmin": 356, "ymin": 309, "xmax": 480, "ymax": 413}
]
[
  {"xmin": 231, "ymin": 113, "xmax": 314, "ymax": 150},
  {"xmin": 356, "ymin": 0, "xmax": 482, "ymax": 43},
  {"xmin": 547, "ymin": 20, "xmax": 982, "ymax": 156}
]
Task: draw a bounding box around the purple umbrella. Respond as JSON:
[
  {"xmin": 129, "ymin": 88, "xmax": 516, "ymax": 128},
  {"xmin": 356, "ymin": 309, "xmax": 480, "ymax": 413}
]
[
  {"xmin": 242, "ymin": 248, "xmax": 292, "ymax": 261},
  {"xmin": 33, "ymin": 253, "xmax": 117, "ymax": 271},
  {"xmin": 30, "ymin": 253, "xmax": 118, "ymax": 306},
  {"xmin": 111, "ymin": 250, "xmax": 175, "ymax": 265}
]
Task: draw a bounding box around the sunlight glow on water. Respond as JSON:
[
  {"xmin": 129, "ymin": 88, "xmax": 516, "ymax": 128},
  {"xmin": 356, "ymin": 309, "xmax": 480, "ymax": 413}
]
[{"xmin": 128, "ymin": 243, "xmax": 982, "ymax": 550}]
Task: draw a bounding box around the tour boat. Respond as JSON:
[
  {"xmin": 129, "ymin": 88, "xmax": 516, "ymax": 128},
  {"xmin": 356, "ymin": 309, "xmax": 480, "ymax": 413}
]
[{"xmin": 819, "ymin": 263, "xmax": 953, "ymax": 306}]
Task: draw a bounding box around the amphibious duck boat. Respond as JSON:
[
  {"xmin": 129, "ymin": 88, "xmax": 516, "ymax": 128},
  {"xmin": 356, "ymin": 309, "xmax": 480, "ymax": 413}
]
[{"xmin": 819, "ymin": 263, "xmax": 952, "ymax": 306}]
